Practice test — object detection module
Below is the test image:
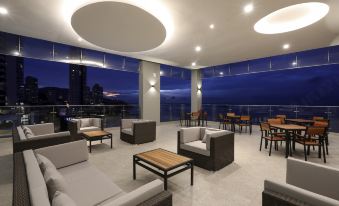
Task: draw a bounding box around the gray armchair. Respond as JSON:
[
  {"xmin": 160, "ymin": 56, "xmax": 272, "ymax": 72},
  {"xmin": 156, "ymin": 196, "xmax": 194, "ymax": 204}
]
[
  {"xmin": 177, "ymin": 127, "xmax": 234, "ymax": 171},
  {"xmin": 263, "ymin": 158, "xmax": 339, "ymax": 206},
  {"xmin": 13, "ymin": 123, "xmax": 71, "ymax": 153},
  {"xmin": 120, "ymin": 119, "xmax": 156, "ymax": 144},
  {"xmin": 68, "ymin": 118, "xmax": 103, "ymax": 139}
]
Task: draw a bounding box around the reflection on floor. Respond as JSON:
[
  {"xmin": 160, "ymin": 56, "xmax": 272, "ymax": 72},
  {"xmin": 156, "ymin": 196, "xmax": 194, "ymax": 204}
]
[{"xmin": 1, "ymin": 121, "xmax": 339, "ymax": 206}]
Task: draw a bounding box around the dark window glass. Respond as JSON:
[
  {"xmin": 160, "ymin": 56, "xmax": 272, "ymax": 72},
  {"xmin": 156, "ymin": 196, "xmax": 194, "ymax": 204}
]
[
  {"xmin": 0, "ymin": 31, "xmax": 19, "ymax": 55},
  {"xmin": 271, "ymin": 53, "xmax": 297, "ymax": 70},
  {"xmin": 81, "ymin": 49, "xmax": 104, "ymax": 68},
  {"xmin": 230, "ymin": 61, "xmax": 249, "ymax": 75},
  {"xmin": 53, "ymin": 43, "xmax": 81, "ymax": 63},
  {"xmin": 249, "ymin": 57, "xmax": 270, "ymax": 72},
  {"xmin": 329, "ymin": 45, "xmax": 339, "ymax": 63},
  {"xmin": 297, "ymin": 47, "xmax": 328, "ymax": 67},
  {"xmin": 124, "ymin": 57, "xmax": 140, "ymax": 72},
  {"xmin": 214, "ymin": 64, "xmax": 230, "ymax": 77},
  {"xmin": 20, "ymin": 37, "xmax": 53, "ymax": 60},
  {"xmin": 201, "ymin": 67, "xmax": 215, "ymax": 78},
  {"xmin": 105, "ymin": 53, "xmax": 124, "ymax": 70}
]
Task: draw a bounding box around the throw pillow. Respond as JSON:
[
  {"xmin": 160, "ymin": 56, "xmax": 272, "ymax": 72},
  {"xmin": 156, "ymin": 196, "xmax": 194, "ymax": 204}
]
[
  {"xmin": 52, "ymin": 191, "xmax": 77, "ymax": 206},
  {"xmin": 36, "ymin": 154, "xmax": 56, "ymax": 174},
  {"xmin": 80, "ymin": 118, "xmax": 91, "ymax": 128},
  {"xmin": 23, "ymin": 126, "xmax": 34, "ymax": 138},
  {"xmin": 202, "ymin": 130, "xmax": 216, "ymax": 143},
  {"xmin": 44, "ymin": 166, "xmax": 68, "ymax": 201}
]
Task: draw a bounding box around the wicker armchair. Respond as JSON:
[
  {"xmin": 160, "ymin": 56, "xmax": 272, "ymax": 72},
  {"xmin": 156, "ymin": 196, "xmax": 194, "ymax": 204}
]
[{"xmin": 120, "ymin": 119, "xmax": 156, "ymax": 144}]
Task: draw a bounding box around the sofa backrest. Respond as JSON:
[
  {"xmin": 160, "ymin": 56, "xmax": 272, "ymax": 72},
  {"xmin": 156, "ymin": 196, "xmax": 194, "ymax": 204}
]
[
  {"xmin": 23, "ymin": 150, "xmax": 51, "ymax": 206},
  {"xmin": 180, "ymin": 127, "xmax": 201, "ymax": 143},
  {"xmin": 26, "ymin": 123, "xmax": 55, "ymax": 136},
  {"xmin": 17, "ymin": 126, "xmax": 27, "ymax": 140},
  {"xmin": 121, "ymin": 119, "xmax": 140, "ymax": 129},
  {"xmin": 35, "ymin": 140, "xmax": 88, "ymax": 169},
  {"xmin": 286, "ymin": 158, "xmax": 339, "ymax": 201}
]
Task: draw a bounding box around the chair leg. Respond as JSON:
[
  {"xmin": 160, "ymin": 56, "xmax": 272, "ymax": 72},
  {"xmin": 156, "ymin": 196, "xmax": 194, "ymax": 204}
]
[
  {"xmin": 325, "ymin": 136, "xmax": 329, "ymax": 155},
  {"xmin": 307, "ymin": 146, "xmax": 310, "ymax": 155},
  {"xmin": 318, "ymin": 145, "xmax": 321, "ymax": 158},
  {"xmin": 322, "ymin": 140, "xmax": 327, "ymax": 163},
  {"xmin": 303, "ymin": 145, "xmax": 307, "ymax": 161},
  {"xmin": 250, "ymin": 125, "xmax": 252, "ymax": 135},
  {"xmin": 269, "ymin": 141, "xmax": 273, "ymax": 156},
  {"xmin": 259, "ymin": 137, "xmax": 263, "ymax": 151}
]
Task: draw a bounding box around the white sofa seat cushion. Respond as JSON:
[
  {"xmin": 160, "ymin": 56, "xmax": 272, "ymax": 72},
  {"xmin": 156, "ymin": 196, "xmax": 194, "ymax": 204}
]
[
  {"xmin": 52, "ymin": 191, "xmax": 77, "ymax": 206},
  {"xmin": 44, "ymin": 166, "xmax": 69, "ymax": 201},
  {"xmin": 181, "ymin": 140, "xmax": 210, "ymax": 156},
  {"xmin": 23, "ymin": 150, "xmax": 51, "ymax": 206},
  {"xmin": 122, "ymin": 128, "xmax": 133, "ymax": 136},
  {"xmin": 79, "ymin": 126, "xmax": 101, "ymax": 133},
  {"xmin": 58, "ymin": 161, "xmax": 123, "ymax": 206}
]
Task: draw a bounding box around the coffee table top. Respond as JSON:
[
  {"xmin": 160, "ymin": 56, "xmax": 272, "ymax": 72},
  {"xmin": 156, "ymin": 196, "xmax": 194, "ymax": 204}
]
[
  {"xmin": 135, "ymin": 148, "xmax": 192, "ymax": 170},
  {"xmin": 83, "ymin": 130, "xmax": 111, "ymax": 138}
]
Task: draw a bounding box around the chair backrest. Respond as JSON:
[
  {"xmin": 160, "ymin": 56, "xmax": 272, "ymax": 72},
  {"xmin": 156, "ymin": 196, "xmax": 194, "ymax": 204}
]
[
  {"xmin": 260, "ymin": 122, "xmax": 270, "ymax": 132},
  {"xmin": 267, "ymin": 118, "xmax": 282, "ymax": 124},
  {"xmin": 313, "ymin": 121, "xmax": 329, "ymax": 128},
  {"xmin": 227, "ymin": 112, "xmax": 235, "ymax": 117},
  {"xmin": 240, "ymin": 116, "xmax": 250, "ymax": 121},
  {"xmin": 306, "ymin": 127, "xmax": 326, "ymax": 137},
  {"xmin": 313, "ymin": 116, "xmax": 325, "ymax": 121},
  {"xmin": 276, "ymin": 115, "xmax": 286, "ymax": 119}
]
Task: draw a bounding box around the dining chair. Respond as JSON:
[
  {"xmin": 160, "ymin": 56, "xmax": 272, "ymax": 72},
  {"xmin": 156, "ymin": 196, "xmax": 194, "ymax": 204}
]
[
  {"xmin": 295, "ymin": 126, "xmax": 327, "ymax": 163},
  {"xmin": 190, "ymin": 112, "xmax": 200, "ymax": 126},
  {"xmin": 260, "ymin": 123, "xmax": 286, "ymax": 156},
  {"xmin": 236, "ymin": 116, "xmax": 252, "ymax": 134},
  {"xmin": 313, "ymin": 116, "xmax": 325, "ymax": 121},
  {"xmin": 276, "ymin": 115, "xmax": 286, "ymax": 124},
  {"xmin": 313, "ymin": 120, "xmax": 330, "ymax": 155},
  {"xmin": 267, "ymin": 118, "xmax": 283, "ymax": 124}
]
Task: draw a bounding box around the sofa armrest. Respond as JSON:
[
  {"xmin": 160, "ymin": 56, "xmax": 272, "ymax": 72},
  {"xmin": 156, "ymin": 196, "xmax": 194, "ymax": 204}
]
[
  {"xmin": 133, "ymin": 121, "xmax": 156, "ymax": 137},
  {"xmin": 26, "ymin": 123, "xmax": 54, "ymax": 135},
  {"xmin": 121, "ymin": 119, "xmax": 138, "ymax": 129},
  {"xmin": 179, "ymin": 127, "xmax": 201, "ymax": 144},
  {"xmin": 264, "ymin": 180, "xmax": 339, "ymax": 206},
  {"xmin": 92, "ymin": 118, "xmax": 102, "ymax": 129},
  {"xmin": 286, "ymin": 158, "xmax": 339, "ymax": 200},
  {"xmin": 35, "ymin": 140, "xmax": 88, "ymax": 169},
  {"xmin": 106, "ymin": 180, "xmax": 165, "ymax": 206},
  {"xmin": 13, "ymin": 133, "xmax": 72, "ymax": 153}
]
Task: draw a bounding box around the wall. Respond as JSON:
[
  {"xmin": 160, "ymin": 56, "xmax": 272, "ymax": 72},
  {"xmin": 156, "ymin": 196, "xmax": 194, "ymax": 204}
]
[
  {"xmin": 139, "ymin": 61, "xmax": 160, "ymax": 123},
  {"xmin": 191, "ymin": 70, "xmax": 202, "ymax": 112}
]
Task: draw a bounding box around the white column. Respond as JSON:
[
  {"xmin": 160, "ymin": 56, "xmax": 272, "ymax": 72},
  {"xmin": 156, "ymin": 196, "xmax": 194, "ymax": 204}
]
[
  {"xmin": 191, "ymin": 70, "xmax": 202, "ymax": 112},
  {"xmin": 139, "ymin": 61, "xmax": 160, "ymax": 123}
]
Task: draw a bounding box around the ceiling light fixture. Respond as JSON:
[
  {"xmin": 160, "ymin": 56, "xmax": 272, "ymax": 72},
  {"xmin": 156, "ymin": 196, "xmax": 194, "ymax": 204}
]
[
  {"xmin": 244, "ymin": 4, "xmax": 254, "ymax": 13},
  {"xmin": 209, "ymin": 24, "xmax": 215, "ymax": 29},
  {"xmin": 254, "ymin": 2, "xmax": 329, "ymax": 34},
  {"xmin": 192, "ymin": 62, "xmax": 196, "ymax": 66},
  {"xmin": 283, "ymin": 44, "xmax": 290, "ymax": 50},
  {"xmin": 195, "ymin": 46, "xmax": 201, "ymax": 52},
  {"xmin": 78, "ymin": 37, "xmax": 83, "ymax": 42},
  {"xmin": 0, "ymin": 7, "xmax": 8, "ymax": 15}
]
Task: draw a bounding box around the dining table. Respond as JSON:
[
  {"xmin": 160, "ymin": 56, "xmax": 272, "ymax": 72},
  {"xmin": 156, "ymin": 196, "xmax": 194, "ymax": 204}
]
[
  {"xmin": 285, "ymin": 119, "xmax": 315, "ymax": 126},
  {"xmin": 226, "ymin": 115, "xmax": 241, "ymax": 132},
  {"xmin": 270, "ymin": 124, "xmax": 306, "ymax": 158}
]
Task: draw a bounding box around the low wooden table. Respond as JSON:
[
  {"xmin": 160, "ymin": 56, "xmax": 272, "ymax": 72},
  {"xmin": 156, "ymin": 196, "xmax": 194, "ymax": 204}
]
[
  {"xmin": 82, "ymin": 130, "xmax": 112, "ymax": 153},
  {"xmin": 133, "ymin": 148, "xmax": 194, "ymax": 190}
]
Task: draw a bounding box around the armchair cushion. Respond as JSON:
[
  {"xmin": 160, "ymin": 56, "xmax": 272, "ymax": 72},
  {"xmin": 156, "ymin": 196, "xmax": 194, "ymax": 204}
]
[
  {"xmin": 44, "ymin": 166, "xmax": 69, "ymax": 200},
  {"xmin": 36, "ymin": 153, "xmax": 56, "ymax": 174},
  {"xmin": 26, "ymin": 123, "xmax": 55, "ymax": 136},
  {"xmin": 121, "ymin": 119, "xmax": 139, "ymax": 129},
  {"xmin": 180, "ymin": 127, "xmax": 201, "ymax": 144},
  {"xmin": 52, "ymin": 191, "xmax": 77, "ymax": 206},
  {"xmin": 180, "ymin": 141, "xmax": 210, "ymax": 156},
  {"xmin": 122, "ymin": 128, "xmax": 133, "ymax": 136},
  {"xmin": 80, "ymin": 118, "xmax": 91, "ymax": 128}
]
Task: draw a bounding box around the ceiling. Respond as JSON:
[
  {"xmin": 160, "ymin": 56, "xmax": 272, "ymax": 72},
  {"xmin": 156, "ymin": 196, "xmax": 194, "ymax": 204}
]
[{"xmin": 0, "ymin": 0, "xmax": 339, "ymax": 69}]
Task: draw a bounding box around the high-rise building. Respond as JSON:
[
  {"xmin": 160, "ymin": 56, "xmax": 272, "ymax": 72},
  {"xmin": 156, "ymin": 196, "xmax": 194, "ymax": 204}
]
[
  {"xmin": 92, "ymin": 83, "xmax": 103, "ymax": 104},
  {"xmin": 0, "ymin": 55, "xmax": 25, "ymax": 106},
  {"xmin": 69, "ymin": 64, "xmax": 87, "ymax": 105},
  {"xmin": 25, "ymin": 76, "xmax": 39, "ymax": 105}
]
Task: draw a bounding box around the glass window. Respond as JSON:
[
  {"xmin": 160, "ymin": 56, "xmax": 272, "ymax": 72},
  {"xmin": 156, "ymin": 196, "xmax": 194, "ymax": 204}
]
[
  {"xmin": 201, "ymin": 67, "xmax": 215, "ymax": 78},
  {"xmin": 329, "ymin": 45, "xmax": 339, "ymax": 63},
  {"xmin": 271, "ymin": 53, "xmax": 297, "ymax": 70},
  {"xmin": 160, "ymin": 65, "xmax": 171, "ymax": 77},
  {"xmin": 105, "ymin": 53, "xmax": 124, "ymax": 70},
  {"xmin": 214, "ymin": 64, "xmax": 230, "ymax": 77},
  {"xmin": 249, "ymin": 57, "xmax": 270, "ymax": 73},
  {"xmin": 297, "ymin": 47, "xmax": 328, "ymax": 67},
  {"xmin": 124, "ymin": 57, "xmax": 140, "ymax": 73},
  {"xmin": 20, "ymin": 37, "xmax": 53, "ymax": 60},
  {"xmin": 0, "ymin": 31, "xmax": 19, "ymax": 55},
  {"xmin": 81, "ymin": 49, "xmax": 104, "ymax": 68},
  {"xmin": 53, "ymin": 43, "xmax": 81, "ymax": 64},
  {"xmin": 230, "ymin": 61, "xmax": 249, "ymax": 75}
]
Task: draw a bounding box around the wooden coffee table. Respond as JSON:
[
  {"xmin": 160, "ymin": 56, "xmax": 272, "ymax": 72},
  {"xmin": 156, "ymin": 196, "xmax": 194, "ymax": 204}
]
[
  {"xmin": 133, "ymin": 148, "xmax": 193, "ymax": 190},
  {"xmin": 82, "ymin": 130, "xmax": 112, "ymax": 153}
]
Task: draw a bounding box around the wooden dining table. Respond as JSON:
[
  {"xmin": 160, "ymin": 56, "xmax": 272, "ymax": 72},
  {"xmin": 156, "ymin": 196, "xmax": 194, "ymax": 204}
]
[
  {"xmin": 285, "ymin": 119, "xmax": 315, "ymax": 126},
  {"xmin": 270, "ymin": 124, "xmax": 306, "ymax": 158},
  {"xmin": 227, "ymin": 115, "xmax": 241, "ymax": 132}
]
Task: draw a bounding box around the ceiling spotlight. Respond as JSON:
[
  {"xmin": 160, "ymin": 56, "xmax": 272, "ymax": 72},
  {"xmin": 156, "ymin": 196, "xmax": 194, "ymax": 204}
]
[
  {"xmin": 0, "ymin": 7, "xmax": 8, "ymax": 15},
  {"xmin": 78, "ymin": 37, "xmax": 83, "ymax": 42},
  {"xmin": 209, "ymin": 24, "xmax": 215, "ymax": 29},
  {"xmin": 244, "ymin": 4, "xmax": 254, "ymax": 13},
  {"xmin": 192, "ymin": 62, "xmax": 196, "ymax": 66},
  {"xmin": 283, "ymin": 44, "xmax": 290, "ymax": 50},
  {"xmin": 195, "ymin": 46, "xmax": 202, "ymax": 52}
]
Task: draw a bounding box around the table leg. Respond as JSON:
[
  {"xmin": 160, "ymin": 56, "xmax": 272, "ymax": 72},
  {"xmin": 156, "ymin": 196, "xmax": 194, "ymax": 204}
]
[
  {"xmin": 89, "ymin": 140, "xmax": 92, "ymax": 153},
  {"xmin": 164, "ymin": 171, "xmax": 168, "ymax": 190},
  {"xmin": 101, "ymin": 137, "xmax": 102, "ymax": 143},
  {"xmin": 190, "ymin": 162, "xmax": 194, "ymax": 186},
  {"xmin": 285, "ymin": 131, "xmax": 289, "ymax": 158},
  {"xmin": 133, "ymin": 157, "xmax": 136, "ymax": 180}
]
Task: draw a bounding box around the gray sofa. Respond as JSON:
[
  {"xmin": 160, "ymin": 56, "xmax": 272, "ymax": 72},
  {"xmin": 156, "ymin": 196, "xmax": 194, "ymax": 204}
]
[
  {"xmin": 177, "ymin": 127, "xmax": 234, "ymax": 171},
  {"xmin": 13, "ymin": 140, "xmax": 172, "ymax": 206},
  {"xmin": 120, "ymin": 119, "xmax": 156, "ymax": 144},
  {"xmin": 68, "ymin": 118, "xmax": 103, "ymax": 139},
  {"xmin": 13, "ymin": 123, "xmax": 72, "ymax": 153},
  {"xmin": 263, "ymin": 158, "xmax": 339, "ymax": 206}
]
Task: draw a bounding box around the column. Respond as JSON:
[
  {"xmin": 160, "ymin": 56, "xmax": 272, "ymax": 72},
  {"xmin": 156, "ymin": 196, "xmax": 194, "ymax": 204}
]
[{"xmin": 191, "ymin": 70, "xmax": 202, "ymax": 112}]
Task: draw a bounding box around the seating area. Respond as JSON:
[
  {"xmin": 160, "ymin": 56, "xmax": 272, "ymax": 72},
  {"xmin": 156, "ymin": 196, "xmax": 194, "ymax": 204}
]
[{"xmin": 1, "ymin": 1, "xmax": 339, "ymax": 206}]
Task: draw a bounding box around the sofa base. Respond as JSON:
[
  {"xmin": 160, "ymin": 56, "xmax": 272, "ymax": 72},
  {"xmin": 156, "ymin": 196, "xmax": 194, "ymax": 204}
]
[
  {"xmin": 262, "ymin": 191, "xmax": 299, "ymax": 206},
  {"xmin": 120, "ymin": 132, "xmax": 155, "ymax": 144}
]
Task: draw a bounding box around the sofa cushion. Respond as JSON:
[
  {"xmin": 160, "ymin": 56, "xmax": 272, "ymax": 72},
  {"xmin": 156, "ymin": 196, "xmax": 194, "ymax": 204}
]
[
  {"xmin": 121, "ymin": 119, "xmax": 139, "ymax": 129},
  {"xmin": 23, "ymin": 126, "xmax": 35, "ymax": 138},
  {"xmin": 44, "ymin": 166, "xmax": 69, "ymax": 201},
  {"xmin": 52, "ymin": 191, "xmax": 77, "ymax": 206},
  {"xmin": 58, "ymin": 161, "xmax": 123, "ymax": 206},
  {"xmin": 80, "ymin": 118, "xmax": 91, "ymax": 128},
  {"xmin": 36, "ymin": 153, "xmax": 56, "ymax": 174},
  {"xmin": 202, "ymin": 129, "xmax": 220, "ymax": 143},
  {"xmin": 180, "ymin": 127, "xmax": 201, "ymax": 144},
  {"xmin": 122, "ymin": 128, "xmax": 133, "ymax": 136},
  {"xmin": 26, "ymin": 123, "xmax": 55, "ymax": 136},
  {"xmin": 23, "ymin": 150, "xmax": 51, "ymax": 206},
  {"xmin": 181, "ymin": 140, "xmax": 210, "ymax": 156},
  {"xmin": 79, "ymin": 126, "xmax": 101, "ymax": 133}
]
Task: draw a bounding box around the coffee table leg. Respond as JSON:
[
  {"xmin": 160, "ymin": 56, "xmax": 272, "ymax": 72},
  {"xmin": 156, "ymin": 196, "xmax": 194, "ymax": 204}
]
[
  {"xmin": 191, "ymin": 162, "xmax": 194, "ymax": 186},
  {"xmin": 133, "ymin": 156, "xmax": 136, "ymax": 180},
  {"xmin": 164, "ymin": 171, "xmax": 168, "ymax": 190}
]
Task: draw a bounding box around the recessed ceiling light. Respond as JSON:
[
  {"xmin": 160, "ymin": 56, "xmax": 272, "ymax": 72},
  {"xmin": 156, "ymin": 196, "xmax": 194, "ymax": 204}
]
[
  {"xmin": 244, "ymin": 4, "xmax": 254, "ymax": 13},
  {"xmin": 209, "ymin": 24, "xmax": 215, "ymax": 29},
  {"xmin": 283, "ymin": 44, "xmax": 290, "ymax": 50},
  {"xmin": 195, "ymin": 46, "xmax": 202, "ymax": 52},
  {"xmin": 192, "ymin": 62, "xmax": 196, "ymax": 66},
  {"xmin": 254, "ymin": 2, "xmax": 329, "ymax": 34},
  {"xmin": 78, "ymin": 37, "xmax": 83, "ymax": 42},
  {"xmin": 0, "ymin": 7, "xmax": 8, "ymax": 15}
]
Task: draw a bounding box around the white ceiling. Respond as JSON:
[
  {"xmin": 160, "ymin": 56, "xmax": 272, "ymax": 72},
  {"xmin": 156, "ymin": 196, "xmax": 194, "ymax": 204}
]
[{"xmin": 0, "ymin": 0, "xmax": 339, "ymax": 69}]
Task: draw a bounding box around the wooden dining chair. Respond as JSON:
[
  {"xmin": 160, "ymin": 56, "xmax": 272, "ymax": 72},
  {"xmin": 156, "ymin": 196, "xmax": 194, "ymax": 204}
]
[
  {"xmin": 260, "ymin": 123, "xmax": 286, "ymax": 156},
  {"xmin": 267, "ymin": 118, "xmax": 283, "ymax": 124},
  {"xmin": 295, "ymin": 126, "xmax": 327, "ymax": 163},
  {"xmin": 227, "ymin": 112, "xmax": 235, "ymax": 117},
  {"xmin": 313, "ymin": 116, "xmax": 325, "ymax": 121},
  {"xmin": 276, "ymin": 115, "xmax": 286, "ymax": 124},
  {"xmin": 236, "ymin": 116, "xmax": 252, "ymax": 134},
  {"xmin": 190, "ymin": 112, "xmax": 200, "ymax": 126},
  {"xmin": 313, "ymin": 120, "xmax": 330, "ymax": 155}
]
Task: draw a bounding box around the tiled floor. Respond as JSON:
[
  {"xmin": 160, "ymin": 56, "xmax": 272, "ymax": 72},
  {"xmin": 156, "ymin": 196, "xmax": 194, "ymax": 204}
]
[{"xmin": 1, "ymin": 122, "xmax": 339, "ymax": 206}]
